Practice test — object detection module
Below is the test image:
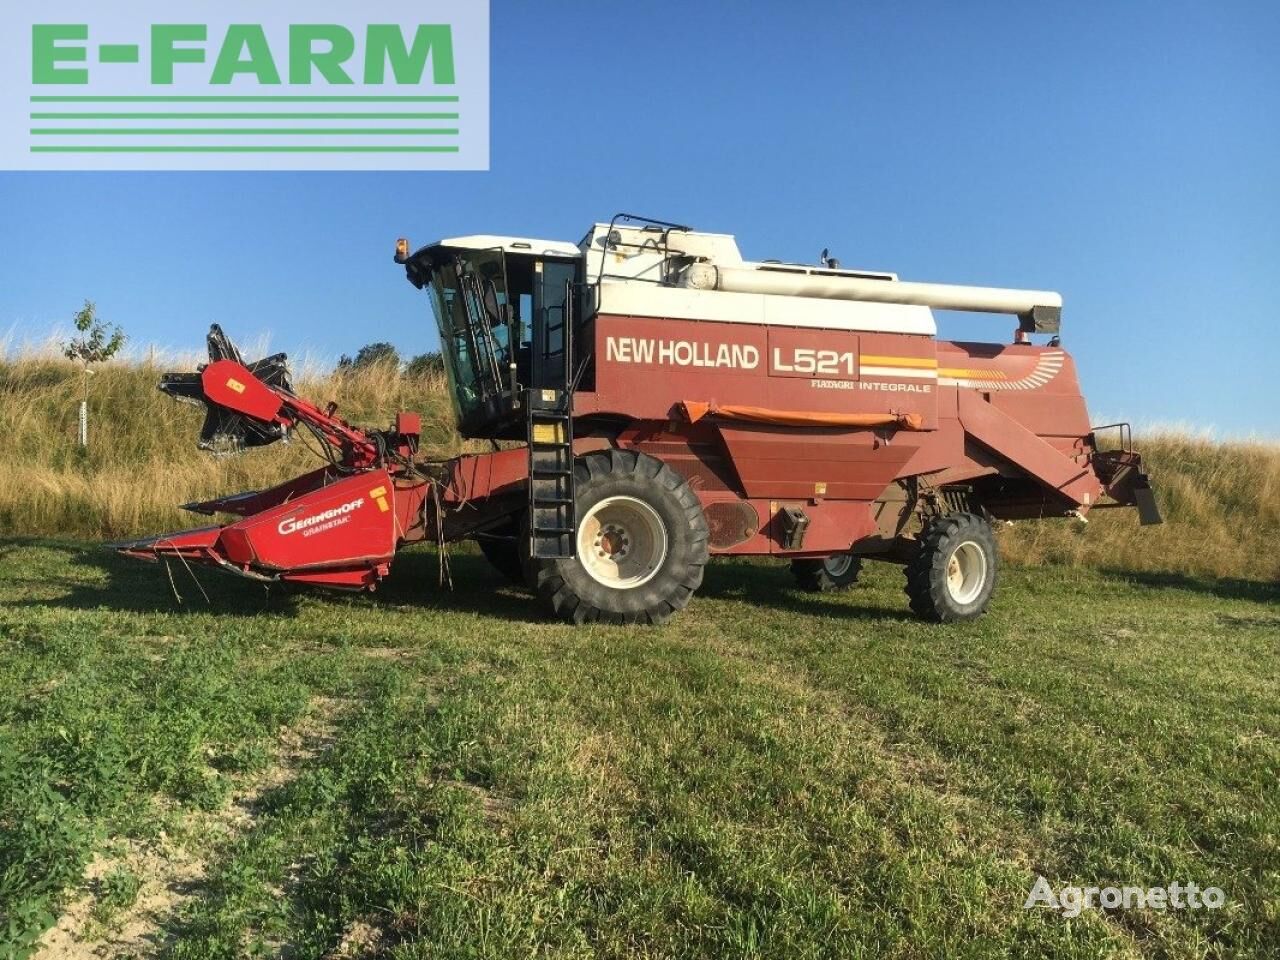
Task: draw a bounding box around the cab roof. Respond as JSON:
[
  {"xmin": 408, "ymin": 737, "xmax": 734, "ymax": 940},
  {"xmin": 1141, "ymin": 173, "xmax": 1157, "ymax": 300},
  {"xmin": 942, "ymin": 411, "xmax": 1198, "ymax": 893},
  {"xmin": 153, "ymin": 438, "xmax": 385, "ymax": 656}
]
[{"xmin": 427, "ymin": 234, "xmax": 581, "ymax": 258}]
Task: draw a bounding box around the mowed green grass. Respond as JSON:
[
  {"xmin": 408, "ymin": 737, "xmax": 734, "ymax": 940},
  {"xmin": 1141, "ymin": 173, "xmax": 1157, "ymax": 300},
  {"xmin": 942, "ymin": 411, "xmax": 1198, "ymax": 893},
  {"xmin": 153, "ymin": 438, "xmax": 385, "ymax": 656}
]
[{"xmin": 0, "ymin": 540, "xmax": 1276, "ymax": 960}]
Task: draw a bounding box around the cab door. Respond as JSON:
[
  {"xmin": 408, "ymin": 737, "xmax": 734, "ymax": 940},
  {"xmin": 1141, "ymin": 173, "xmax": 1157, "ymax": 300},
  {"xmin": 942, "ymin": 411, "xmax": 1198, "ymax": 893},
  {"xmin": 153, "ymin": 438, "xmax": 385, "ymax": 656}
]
[{"xmin": 530, "ymin": 257, "xmax": 581, "ymax": 392}]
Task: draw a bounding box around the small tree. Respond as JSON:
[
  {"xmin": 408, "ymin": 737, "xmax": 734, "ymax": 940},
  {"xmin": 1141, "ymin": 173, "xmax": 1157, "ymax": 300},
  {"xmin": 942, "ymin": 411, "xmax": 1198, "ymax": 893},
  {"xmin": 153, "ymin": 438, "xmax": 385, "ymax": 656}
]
[
  {"xmin": 63, "ymin": 300, "xmax": 126, "ymax": 370},
  {"xmin": 337, "ymin": 341, "xmax": 400, "ymax": 370},
  {"xmin": 61, "ymin": 300, "xmax": 126, "ymax": 447},
  {"xmin": 404, "ymin": 351, "xmax": 444, "ymax": 379}
]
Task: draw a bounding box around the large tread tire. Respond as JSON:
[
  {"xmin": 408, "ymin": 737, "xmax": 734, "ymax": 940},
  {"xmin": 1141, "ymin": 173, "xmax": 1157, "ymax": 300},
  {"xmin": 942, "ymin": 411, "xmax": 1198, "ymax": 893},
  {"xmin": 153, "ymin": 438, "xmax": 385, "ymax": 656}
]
[
  {"xmin": 476, "ymin": 524, "xmax": 526, "ymax": 586},
  {"xmin": 904, "ymin": 512, "xmax": 998, "ymax": 622},
  {"xmin": 791, "ymin": 554, "xmax": 863, "ymax": 593},
  {"xmin": 534, "ymin": 449, "xmax": 708, "ymax": 625}
]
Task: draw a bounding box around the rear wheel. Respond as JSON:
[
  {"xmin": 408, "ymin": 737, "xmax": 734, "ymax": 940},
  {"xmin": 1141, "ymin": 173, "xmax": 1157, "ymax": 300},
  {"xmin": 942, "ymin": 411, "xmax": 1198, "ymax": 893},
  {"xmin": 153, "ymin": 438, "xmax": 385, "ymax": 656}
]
[
  {"xmin": 904, "ymin": 512, "xmax": 998, "ymax": 622},
  {"xmin": 534, "ymin": 449, "xmax": 708, "ymax": 625},
  {"xmin": 791, "ymin": 553, "xmax": 863, "ymax": 592}
]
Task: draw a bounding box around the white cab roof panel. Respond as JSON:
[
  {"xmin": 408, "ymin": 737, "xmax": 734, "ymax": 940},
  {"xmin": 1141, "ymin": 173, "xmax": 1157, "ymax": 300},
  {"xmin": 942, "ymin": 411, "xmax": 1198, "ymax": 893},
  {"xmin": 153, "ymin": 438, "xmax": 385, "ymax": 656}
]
[{"xmin": 433, "ymin": 234, "xmax": 582, "ymax": 258}]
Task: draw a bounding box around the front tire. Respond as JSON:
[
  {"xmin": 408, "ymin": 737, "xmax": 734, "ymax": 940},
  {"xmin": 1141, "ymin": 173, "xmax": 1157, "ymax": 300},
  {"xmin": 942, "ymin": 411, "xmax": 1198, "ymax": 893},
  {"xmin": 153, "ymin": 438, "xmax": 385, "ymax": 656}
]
[
  {"xmin": 534, "ymin": 449, "xmax": 708, "ymax": 625},
  {"xmin": 904, "ymin": 513, "xmax": 998, "ymax": 622},
  {"xmin": 791, "ymin": 554, "xmax": 863, "ymax": 592}
]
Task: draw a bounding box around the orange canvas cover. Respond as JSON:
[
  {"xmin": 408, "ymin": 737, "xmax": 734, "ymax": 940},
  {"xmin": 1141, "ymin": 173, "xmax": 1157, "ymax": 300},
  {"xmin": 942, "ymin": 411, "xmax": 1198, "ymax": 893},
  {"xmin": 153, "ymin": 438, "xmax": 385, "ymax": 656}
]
[{"xmin": 679, "ymin": 401, "xmax": 923, "ymax": 431}]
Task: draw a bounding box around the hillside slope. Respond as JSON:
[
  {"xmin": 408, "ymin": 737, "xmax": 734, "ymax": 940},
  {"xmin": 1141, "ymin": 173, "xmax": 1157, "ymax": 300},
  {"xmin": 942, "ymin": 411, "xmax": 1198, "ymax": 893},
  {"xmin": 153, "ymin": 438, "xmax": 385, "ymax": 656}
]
[
  {"xmin": 1, "ymin": 357, "xmax": 1275, "ymax": 582},
  {"xmin": 0, "ymin": 356, "xmax": 456, "ymax": 542}
]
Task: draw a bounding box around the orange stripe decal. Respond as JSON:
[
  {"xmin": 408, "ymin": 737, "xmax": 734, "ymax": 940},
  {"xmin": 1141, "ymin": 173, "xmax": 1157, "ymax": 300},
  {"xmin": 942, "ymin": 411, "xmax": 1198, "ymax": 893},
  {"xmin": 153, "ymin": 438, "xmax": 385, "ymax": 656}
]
[
  {"xmin": 939, "ymin": 368, "xmax": 1009, "ymax": 379},
  {"xmin": 859, "ymin": 355, "xmax": 938, "ymax": 368}
]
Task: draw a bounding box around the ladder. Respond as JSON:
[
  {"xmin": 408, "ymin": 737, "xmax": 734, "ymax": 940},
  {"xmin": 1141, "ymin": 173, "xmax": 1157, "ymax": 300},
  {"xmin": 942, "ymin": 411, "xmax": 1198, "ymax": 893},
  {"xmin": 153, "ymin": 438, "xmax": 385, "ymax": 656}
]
[
  {"xmin": 526, "ymin": 277, "xmax": 578, "ymax": 560},
  {"xmin": 526, "ymin": 388, "xmax": 576, "ymax": 559}
]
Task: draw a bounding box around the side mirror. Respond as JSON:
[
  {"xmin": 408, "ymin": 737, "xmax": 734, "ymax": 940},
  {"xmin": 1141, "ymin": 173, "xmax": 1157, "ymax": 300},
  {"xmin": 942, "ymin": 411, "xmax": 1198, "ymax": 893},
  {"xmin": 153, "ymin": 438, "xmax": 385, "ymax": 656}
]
[{"xmin": 481, "ymin": 279, "xmax": 502, "ymax": 323}]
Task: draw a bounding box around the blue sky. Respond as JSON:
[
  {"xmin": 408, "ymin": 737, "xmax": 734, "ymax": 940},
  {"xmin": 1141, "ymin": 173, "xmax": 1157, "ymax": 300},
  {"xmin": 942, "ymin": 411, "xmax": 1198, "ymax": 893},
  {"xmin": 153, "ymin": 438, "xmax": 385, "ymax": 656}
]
[{"xmin": 1, "ymin": 1, "xmax": 1276, "ymax": 437}]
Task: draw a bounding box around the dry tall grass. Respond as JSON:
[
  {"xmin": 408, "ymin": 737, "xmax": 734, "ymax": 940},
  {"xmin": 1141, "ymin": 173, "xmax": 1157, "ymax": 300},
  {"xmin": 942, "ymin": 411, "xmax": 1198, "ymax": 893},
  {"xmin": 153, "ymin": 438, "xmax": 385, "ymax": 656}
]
[
  {"xmin": 0, "ymin": 355, "xmax": 455, "ymax": 540},
  {"xmin": 999, "ymin": 432, "xmax": 1279, "ymax": 582},
  {"xmin": 1, "ymin": 356, "xmax": 1274, "ymax": 582}
]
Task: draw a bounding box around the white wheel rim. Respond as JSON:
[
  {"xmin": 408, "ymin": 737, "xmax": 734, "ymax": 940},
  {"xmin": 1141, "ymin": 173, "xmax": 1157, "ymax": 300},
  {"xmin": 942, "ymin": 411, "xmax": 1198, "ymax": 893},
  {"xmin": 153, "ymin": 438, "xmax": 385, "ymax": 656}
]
[
  {"xmin": 823, "ymin": 554, "xmax": 854, "ymax": 578},
  {"xmin": 945, "ymin": 540, "xmax": 988, "ymax": 605},
  {"xmin": 577, "ymin": 496, "xmax": 668, "ymax": 589}
]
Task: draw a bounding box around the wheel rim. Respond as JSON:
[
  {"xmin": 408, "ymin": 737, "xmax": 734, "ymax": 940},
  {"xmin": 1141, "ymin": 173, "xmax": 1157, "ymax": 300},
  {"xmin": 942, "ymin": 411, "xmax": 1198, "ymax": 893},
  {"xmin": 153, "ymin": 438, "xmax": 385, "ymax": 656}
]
[
  {"xmin": 577, "ymin": 496, "xmax": 668, "ymax": 589},
  {"xmin": 945, "ymin": 540, "xmax": 987, "ymax": 605},
  {"xmin": 823, "ymin": 554, "xmax": 854, "ymax": 578}
]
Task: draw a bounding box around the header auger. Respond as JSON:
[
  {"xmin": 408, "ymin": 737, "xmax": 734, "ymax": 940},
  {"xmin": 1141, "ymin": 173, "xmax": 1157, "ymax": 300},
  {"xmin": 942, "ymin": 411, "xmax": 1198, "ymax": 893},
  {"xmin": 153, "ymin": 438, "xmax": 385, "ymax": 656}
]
[{"xmin": 118, "ymin": 216, "xmax": 1160, "ymax": 624}]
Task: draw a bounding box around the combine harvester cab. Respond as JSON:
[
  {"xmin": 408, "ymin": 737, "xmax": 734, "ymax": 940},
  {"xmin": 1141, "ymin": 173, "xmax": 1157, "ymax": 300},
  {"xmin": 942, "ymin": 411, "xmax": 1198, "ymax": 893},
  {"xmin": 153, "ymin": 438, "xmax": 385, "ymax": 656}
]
[{"xmin": 119, "ymin": 217, "xmax": 1159, "ymax": 624}]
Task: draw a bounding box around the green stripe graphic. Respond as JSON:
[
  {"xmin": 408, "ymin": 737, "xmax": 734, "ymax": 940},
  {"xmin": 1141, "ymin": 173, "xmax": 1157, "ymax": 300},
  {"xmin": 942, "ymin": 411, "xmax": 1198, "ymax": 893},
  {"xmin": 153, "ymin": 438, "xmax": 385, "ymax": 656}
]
[
  {"xmin": 31, "ymin": 145, "xmax": 461, "ymax": 153},
  {"xmin": 30, "ymin": 112, "xmax": 460, "ymax": 120},
  {"xmin": 32, "ymin": 128, "xmax": 459, "ymax": 136},
  {"xmin": 27, "ymin": 94, "xmax": 469, "ymax": 161},
  {"xmin": 30, "ymin": 95, "xmax": 459, "ymax": 103}
]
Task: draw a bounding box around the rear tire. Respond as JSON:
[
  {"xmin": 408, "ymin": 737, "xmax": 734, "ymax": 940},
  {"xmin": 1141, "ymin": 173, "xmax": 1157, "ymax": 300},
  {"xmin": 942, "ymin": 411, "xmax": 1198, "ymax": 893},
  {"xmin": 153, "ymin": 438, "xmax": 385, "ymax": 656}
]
[
  {"xmin": 904, "ymin": 513, "xmax": 998, "ymax": 622},
  {"xmin": 534, "ymin": 449, "xmax": 708, "ymax": 625},
  {"xmin": 791, "ymin": 554, "xmax": 863, "ymax": 592}
]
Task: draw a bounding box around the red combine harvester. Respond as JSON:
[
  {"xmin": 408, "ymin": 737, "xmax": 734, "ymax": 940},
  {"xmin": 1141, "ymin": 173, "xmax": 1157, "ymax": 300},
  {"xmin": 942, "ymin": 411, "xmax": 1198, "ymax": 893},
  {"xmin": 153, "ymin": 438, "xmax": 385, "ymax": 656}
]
[{"xmin": 118, "ymin": 215, "xmax": 1160, "ymax": 623}]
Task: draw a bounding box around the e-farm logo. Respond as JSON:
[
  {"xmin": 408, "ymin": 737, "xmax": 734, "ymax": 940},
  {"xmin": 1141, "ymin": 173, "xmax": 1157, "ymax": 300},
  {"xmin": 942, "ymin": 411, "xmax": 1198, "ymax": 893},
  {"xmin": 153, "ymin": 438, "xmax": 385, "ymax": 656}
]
[{"xmin": 0, "ymin": 2, "xmax": 489, "ymax": 170}]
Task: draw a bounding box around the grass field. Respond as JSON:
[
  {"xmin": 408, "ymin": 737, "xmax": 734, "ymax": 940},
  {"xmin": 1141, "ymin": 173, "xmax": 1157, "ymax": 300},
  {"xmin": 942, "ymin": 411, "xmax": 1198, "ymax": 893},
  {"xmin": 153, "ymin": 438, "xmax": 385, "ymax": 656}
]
[
  {"xmin": 2, "ymin": 539, "xmax": 1276, "ymax": 959},
  {"xmin": 1, "ymin": 355, "xmax": 1277, "ymax": 957}
]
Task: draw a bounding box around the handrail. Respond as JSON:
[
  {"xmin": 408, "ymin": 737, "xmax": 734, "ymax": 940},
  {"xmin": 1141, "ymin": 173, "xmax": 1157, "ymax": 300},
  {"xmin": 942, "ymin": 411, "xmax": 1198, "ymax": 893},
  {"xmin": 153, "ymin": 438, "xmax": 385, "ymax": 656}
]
[
  {"xmin": 594, "ymin": 212, "xmax": 692, "ymax": 287},
  {"xmin": 1091, "ymin": 422, "xmax": 1133, "ymax": 453}
]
